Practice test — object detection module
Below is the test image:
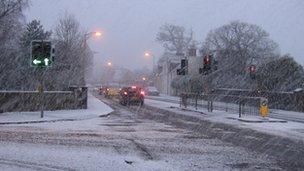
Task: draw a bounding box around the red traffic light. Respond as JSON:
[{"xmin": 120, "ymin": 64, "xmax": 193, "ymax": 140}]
[
  {"xmin": 249, "ymin": 65, "xmax": 256, "ymax": 73},
  {"xmin": 204, "ymin": 54, "xmax": 211, "ymax": 65}
]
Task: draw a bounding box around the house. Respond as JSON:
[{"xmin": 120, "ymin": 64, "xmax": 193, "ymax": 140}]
[{"xmin": 155, "ymin": 48, "xmax": 200, "ymax": 95}]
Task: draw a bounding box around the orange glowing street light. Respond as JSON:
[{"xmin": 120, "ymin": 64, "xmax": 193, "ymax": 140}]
[
  {"xmin": 84, "ymin": 30, "xmax": 103, "ymax": 46},
  {"xmin": 107, "ymin": 61, "xmax": 112, "ymax": 66},
  {"xmin": 142, "ymin": 77, "xmax": 147, "ymax": 81},
  {"xmin": 94, "ymin": 31, "xmax": 102, "ymax": 37},
  {"xmin": 85, "ymin": 31, "xmax": 103, "ymax": 39},
  {"xmin": 144, "ymin": 51, "xmax": 156, "ymax": 73},
  {"xmin": 144, "ymin": 52, "xmax": 151, "ymax": 57}
]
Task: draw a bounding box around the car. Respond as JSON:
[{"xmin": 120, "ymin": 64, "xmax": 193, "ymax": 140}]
[
  {"xmin": 145, "ymin": 86, "xmax": 160, "ymax": 96},
  {"xmin": 107, "ymin": 86, "xmax": 121, "ymax": 98},
  {"xmin": 119, "ymin": 86, "xmax": 145, "ymax": 106},
  {"xmin": 98, "ymin": 86, "xmax": 108, "ymax": 95}
]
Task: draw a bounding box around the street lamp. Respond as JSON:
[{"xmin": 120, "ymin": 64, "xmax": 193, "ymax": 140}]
[
  {"xmin": 107, "ymin": 61, "xmax": 112, "ymax": 67},
  {"xmin": 85, "ymin": 31, "xmax": 102, "ymax": 39},
  {"xmin": 144, "ymin": 52, "xmax": 150, "ymax": 57},
  {"xmin": 142, "ymin": 77, "xmax": 147, "ymax": 81},
  {"xmin": 94, "ymin": 31, "xmax": 102, "ymax": 37},
  {"xmin": 144, "ymin": 51, "xmax": 155, "ymax": 73},
  {"xmin": 84, "ymin": 31, "xmax": 102, "ymax": 45}
]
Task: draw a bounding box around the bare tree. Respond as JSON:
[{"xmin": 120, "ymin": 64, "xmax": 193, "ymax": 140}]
[
  {"xmin": 53, "ymin": 13, "xmax": 92, "ymax": 89},
  {"xmin": 156, "ymin": 23, "xmax": 193, "ymax": 55},
  {"xmin": 203, "ymin": 21, "xmax": 279, "ymax": 74},
  {"xmin": 117, "ymin": 68, "xmax": 134, "ymax": 86},
  {"xmin": 0, "ymin": 0, "xmax": 28, "ymax": 20}
]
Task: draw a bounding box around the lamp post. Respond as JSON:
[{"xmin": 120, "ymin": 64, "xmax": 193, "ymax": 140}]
[
  {"xmin": 84, "ymin": 31, "xmax": 102, "ymax": 46},
  {"xmin": 144, "ymin": 52, "xmax": 156, "ymax": 73},
  {"xmin": 105, "ymin": 61, "xmax": 114, "ymax": 86}
]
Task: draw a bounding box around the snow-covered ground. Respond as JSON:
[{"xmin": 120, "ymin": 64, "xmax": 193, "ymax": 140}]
[
  {"xmin": 0, "ymin": 98, "xmax": 282, "ymax": 170},
  {"xmin": 0, "ymin": 93, "xmax": 113, "ymax": 124},
  {"xmin": 145, "ymin": 98, "xmax": 304, "ymax": 142},
  {"xmin": 147, "ymin": 94, "xmax": 304, "ymax": 122}
]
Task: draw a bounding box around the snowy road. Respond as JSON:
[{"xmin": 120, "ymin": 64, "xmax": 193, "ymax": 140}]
[{"xmin": 0, "ymin": 95, "xmax": 283, "ymax": 170}]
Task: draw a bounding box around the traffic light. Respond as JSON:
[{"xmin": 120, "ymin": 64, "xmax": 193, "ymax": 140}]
[
  {"xmin": 181, "ymin": 59, "xmax": 188, "ymax": 69},
  {"xmin": 177, "ymin": 59, "xmax": 188, "ymax": 75},
  {"xmin": 199, "ymin": 54, "xmax": 213, "ymax": 75},
  {"xmin": 204, "ymin": 54, "xmax": 211, "ymax": 66},
  {"xmin": 249, "ymin": 65, "xmax": 256, "ymax": 79},
  {"xmin": 31, "ymin": 40, "xmax": 54, "ymax": 67}
]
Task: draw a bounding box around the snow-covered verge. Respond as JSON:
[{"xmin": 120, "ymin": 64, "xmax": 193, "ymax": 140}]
[
  {"xmin": 0, "ymin": 93, "xmax": 113, "ymax": 124},
  {"xmin": 147, "ymin": 94, "xmax": 304, "ymax": 123},
  {"xmin": 144, "ymin": 99, "xmax": 304, "ymax": 169},
  {"xmin": 145, "ymin": 99, "xmax": 304, "ymax": 141}
]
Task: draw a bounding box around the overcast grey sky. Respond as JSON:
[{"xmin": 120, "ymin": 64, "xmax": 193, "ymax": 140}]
[{"xmin": 26, "ymin": 0, "xmax": 304, "ymax": 70}]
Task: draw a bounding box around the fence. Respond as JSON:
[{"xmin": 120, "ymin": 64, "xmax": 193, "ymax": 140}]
[
  {"xmin": 213, "ymin": 88, "xmax": 304, "ymax": 112},
  {"xmin": 180, "ymin": 93, "xmax": 263, "ymax": 117}
]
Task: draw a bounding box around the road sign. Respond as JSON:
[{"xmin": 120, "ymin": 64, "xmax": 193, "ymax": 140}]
[{"xmin": 31, "ymin": 40, "xmax": 54, "ymax": 67}]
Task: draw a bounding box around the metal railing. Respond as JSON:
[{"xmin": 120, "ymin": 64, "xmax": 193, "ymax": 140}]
[{"xmin": 180, "ymin": 93, "xmax": 263, "ymax": 117}]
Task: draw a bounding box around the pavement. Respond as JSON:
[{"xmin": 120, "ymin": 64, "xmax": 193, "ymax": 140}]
[
  {"xmin": 146, "ymin": 94, "xmax": 304, "ymax": 123},
  {"xmin": 145, "ymin": 98, "xmax": 304, "ymax": 142},
  {"xmin": 0, "ymin": 93, "xmax": 113, "ymax": 125},
  {"xmin": 175, "ymin": 105, "xmax": 287, "ymax": 123},
  {"xmin": 236, "ymin": 116, "xmax": 287, "ymax": 123}
]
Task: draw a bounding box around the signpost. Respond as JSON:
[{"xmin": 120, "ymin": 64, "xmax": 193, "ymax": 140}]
[{"xmin": 31, "ymin": 40, "xmax": 54, "ymax": 118}]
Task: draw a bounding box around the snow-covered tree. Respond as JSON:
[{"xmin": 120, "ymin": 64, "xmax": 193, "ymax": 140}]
[
  {"xmin": 156, "ymin": 23, "xmax": 193, "ymax": 55},
  {"xmin": 203, "ymin": 21, "xmax": 279, "ymax": 74},
  {"xmin": 117, "ymin": 68, "xmax": 134, "ymax": 86},
  {"xmin": 0, "ymin": 0, "xmax": 29, "ymax": 90},
  {"xmin": 198, "ymin": 21, "xmax": 280, "ymax": 90},
  {"xmin": 53, "ymin": 13, "xmax": 93, "ymax": 89},
  {"xmin": 20, "ymin": 20, "xmax": 52, "ymax": 49},
  {"xmin": 17, "ymin": 20, "xmax": 52, "ymax": 90},
  {"xmin": 257, "ymin": 55, "xmax": 304, "ymax": 91}
]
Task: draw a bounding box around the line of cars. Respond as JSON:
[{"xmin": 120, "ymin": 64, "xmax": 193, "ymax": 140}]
[{"xmin": 98, "ymin": 85, "xmax": 159, "ymax": 106}]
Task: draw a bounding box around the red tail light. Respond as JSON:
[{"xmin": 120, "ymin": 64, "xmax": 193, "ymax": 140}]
[{"xmin": 140, "ymin": 91, "xmax": 145, "ymax": 96}]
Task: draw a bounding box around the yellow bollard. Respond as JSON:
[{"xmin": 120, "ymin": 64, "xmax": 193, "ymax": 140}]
[
  {"xmin": 37, "ymin": 84, "xmax": 44, "ymax": 93},
  {"xmin": 260, "ymin": 98, "xmax": 269, "ymax": 117}
]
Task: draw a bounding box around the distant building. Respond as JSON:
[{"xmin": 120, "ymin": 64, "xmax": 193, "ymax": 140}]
[
  {"xmin": 155, "ymin": 47, "xmax": 200, "ymax": 95},
  {"xmin": 155, "ymin": 54, "xmax": 180, "ymax": 95}
]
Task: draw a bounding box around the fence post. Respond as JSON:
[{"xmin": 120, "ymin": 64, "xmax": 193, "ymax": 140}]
[
  {"xmin": 239, "ymin": 101, "xmax": 242, "ymax": 118},
  {"xmin": 181, "ymin": 93, "xmax": 188, "ymax": 108},
  {"xmin": 195, "ymin": 94, "xmax": 198, "ymax": 110},
  {"xmin": 210, "ymin": 99, "xmax": 213, "ymax": 112},
  {"xmin": 179, "ymin": 95, "xmax": 182, "ymax": 108}
]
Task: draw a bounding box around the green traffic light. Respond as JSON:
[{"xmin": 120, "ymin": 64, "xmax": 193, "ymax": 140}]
[{"xmin": 30, "ymin": 40, "xmax": 53, "ymax": 67}]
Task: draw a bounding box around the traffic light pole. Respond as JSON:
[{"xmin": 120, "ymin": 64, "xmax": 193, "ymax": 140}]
[{"xmin": 39, "ymin": 69, "xmax": 45, "ymax": 118}]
